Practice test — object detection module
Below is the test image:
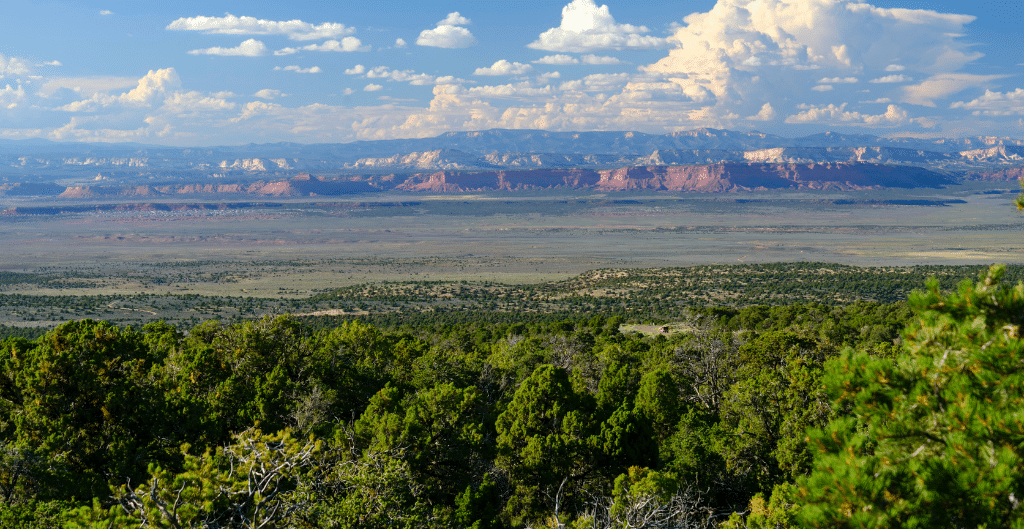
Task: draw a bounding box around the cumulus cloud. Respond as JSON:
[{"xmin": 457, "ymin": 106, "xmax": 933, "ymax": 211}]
[
  {"xmin": 344, "ymin": 64, "xmax": 366, "ymax": 75},
  {"xmin": 0, "ymin": 84, "xmax": 26, "ymax": 109},
  {"xmin": 581, "ymin": 54, "xmax": 622, "ymax": 65},
  {"xmin": 364, "ymin": 83, "xmax": 383, "ymax": 91},
  {"xmin": 785, "ymin": 102, "xmax": 908, "ymax": 125},
  {"xmin": 0, "ymin": 54, "xmax": 30, "ymax": 78},
  {"xmin": 254, "ymin": 89, "xmax": 285, "ymax": 99},
  {"xmin": 99, "ymin": 10, "xmax": 113, "ymax": 15},
  {"xmin": 275, "ymin": 65, "xmax": 322, "ymax": 74},
  {"xmin": 560, "ymin": 72, "xmax": 631, "ymax": 92},
  {"xmin": 274, "ymin": 37, "xmax": 369, "ymax": 55},
  {"xmin": 162, "ymin": 91, "xmax": 236, "ymax": 115},
  {"xmin": 166, "ymin": 14, "xmax": 355, "ymax": 40},
  {"xmin": 474, "ymin": 60, "xmax": 533, "ymax": 76},
  {"xmin": 640, "ymin": 0, "xmax": 986, "ymax": 127},
  {"xmin": 902, "ymin": 73, "xmax": 1005, "ymax": 107},
  {"xmin": 746, "ymin": 102, "xmax": 776, "ymax": 121},
  {"xmin": 534, "ymin": 55, "xmax": 579, "ymax": 65},
  {"xmin": 40, "ymin": 60, "xmax": 62, "ymax": 67},
  {"xmin": 951, "ymin": 88, "xmax": 1024, "ymax": 116},
  {"xmin": 188, "ymin": 38, "xmax": 267, "ymax": 56},
  {"xmin": 439, "ymin": 12, "xmax": 471, "ymax": 26},
  {"xmin": 57, "ymin": 68, "xmax": 181, "ymax": 111},
  {"xmin": 364, "ymin": 66, "xmax": 435, "ymax": 85},
  {"xmin": 395, "ymin": 38, "xmax": 407, "ymax": 48},
  {"xmin": 417, "ymin": 12, "xmax": 477, "ymax": 48},
  {"xmin": 529, "ymin": 0, "xmax": 665, "ymax": 52}
]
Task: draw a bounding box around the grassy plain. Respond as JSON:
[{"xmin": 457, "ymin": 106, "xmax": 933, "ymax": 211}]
[{"xmin": 0, "ymin": 181, "xmax": 1021, "ymax": 328}]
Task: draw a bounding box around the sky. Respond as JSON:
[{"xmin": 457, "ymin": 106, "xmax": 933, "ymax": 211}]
[{"xmin": 1, "ymin": 0, "xmax": 1023, "ymax": 146}]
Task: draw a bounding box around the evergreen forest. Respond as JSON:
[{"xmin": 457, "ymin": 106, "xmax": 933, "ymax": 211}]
[{"xmin": 1, "ymin": 260, "xmax": 1023, "ymax": 528}]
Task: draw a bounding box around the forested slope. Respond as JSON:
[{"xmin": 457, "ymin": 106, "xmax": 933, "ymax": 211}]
[{"xmin": 3, "ymin": 265, "xmax": 1017, "ymax": 528}]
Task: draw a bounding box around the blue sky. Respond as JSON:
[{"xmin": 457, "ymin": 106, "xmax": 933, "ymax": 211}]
[{"xmin": 1, "ymin": 0, "xmax": 1023, "ymax": 145}]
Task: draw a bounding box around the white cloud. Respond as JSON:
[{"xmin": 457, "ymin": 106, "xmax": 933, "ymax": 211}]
[
  {"xmin": 166, "ymin": 14, "xmax": 355, "ymax": 40},
  {"xmin": 188, "ymin": 38, "xmax": 268, "ymax": 57},
  {"xmin": 869, "ymin": 74, "xmax": 911, "ymax": 83},
  {"xmin": 343, "ymin": 88, "xmax": 355, "ymax": 95},
  {"xmin": 0, "ymin": 84, "xmax": 26, "ymax": 109},
  {"xmin": 40, "ymin": 60, "xmax": 62, "ymax": 67},
  {"xmin": 951, "ymin": 88, "xmax": 1024, "ymax": 116},
  {"xmin": 474, "ymin": 60, "xmax": 533, "ymax": 76},
  {"xmin": 254, "ymin": 89, "xmax": 284, "ymax": 99},
  {"xmin": 274, "ymin": 37, "xmax": 369, "ymax": 55},
  {"xmin": 746, "ymin": 102, "xmax": 776, "ymax": 121},
  {"xmin": 639, "ymin": 0, "xmax": 985, "ymax": 127},
  {"xmin": 902, "ymin": 73, "xmax": 1005, "ymax": 106},
  {"xmin": 120, "ymin": 69, "xmax": 181, "ymax": 106},
  {"xmin": 438, "ymin": 12, "xmax": 471, "ymax": 26},
  {"xmin": 162, "ymin": 91, "xmax": 236, "ymax": 115},
  {"xmin": 345, "ymin": 64, "xmax": 366, "ymax": 75},
  {"xmin": 862, "ymin": 97, "xmax": 892, "ymax": 103},
  {"xmin": 534, "ymin": 55, "xmax": 579, "ymax": 65},
  {"xmin": 560, "ymin": 72, "xmax": 631, "ymax": 92},
  {"xmin": 99, "ymin": 10, "xmax": 113, "ymax": 15},
  {"xmin": 364, "ymin": 66, "xmax": 435, "ymax": 85},
  {"xmin": 57, "ymin": 68, "xmax": 181, "ymax": 111},
  {"xmin": 785, "ymin": 102, "xmax": 908, "ymax": 125},
  {"xmin": 395, "ymin": 38, "xmax": 407, "ymax": 48},
  {"xmin": 461, "ymin": 82, "xmax": 555, "ymax": 99},
  {"xmin": 530, "ymin": 0, "xmax": 666, "ymax": 52},
  {"xmin": 0, "ymin": 54, "xmax": 29, "ymax": 78},
  {"xmin": 417, "ymin": 12, "xmax": 477, "ymax": 48},
  {"xmin": 364, "ymin": 83, "xmax": 383, "ymax": 92},
  {"xmin": 275, "ymin": 65, "xmax": 322, "ymax": 74},
  {"xmin": 581, "ymin": 54, "xmax": 622, "ymax": 65},
  {"xmin": 37, "ymin": 76, "xmax": 138, "ymax": 98}
]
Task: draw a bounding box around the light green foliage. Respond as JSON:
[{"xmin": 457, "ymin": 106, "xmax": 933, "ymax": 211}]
[
  {"xmin": 10, "ymin": 320, "xmax": 165, "ymax": 499},
  {"xmin": 799, "ymin": 265, "xmax": 1024, "ymax": 527},
  {"xmin": 68, "ymin": 428, "xmax": 320, "ymax": 529},
  {"xmin": 1016, "ymin": 178, "xmax": 1024, "ymax": 210},
  {"xmin": 719, "ymin": 482, "xmax": 799, "ymax": 529}
]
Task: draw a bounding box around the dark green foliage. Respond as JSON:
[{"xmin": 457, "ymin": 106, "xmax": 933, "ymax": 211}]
[
  {"xmin": 496, "ymin": 364, "xmax": 596, "ymax": 524},
  {"xmin": 5, "ymin": 266, "xmax": 1021, "ymax": 527}
]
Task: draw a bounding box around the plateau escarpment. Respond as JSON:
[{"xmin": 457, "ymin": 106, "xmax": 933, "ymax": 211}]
[
  {"xmin": 0, "ymin": 163, "xmax": 960, "ymax": 199},
  {"xmin": 393, "ymin": 163, "xmax": 953, "ymax": 193}
]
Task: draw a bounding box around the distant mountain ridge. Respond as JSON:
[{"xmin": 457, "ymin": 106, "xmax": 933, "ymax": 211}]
[{"xmin": 2, "ymin": 129, "xmax": 1023, "ymax": 190}]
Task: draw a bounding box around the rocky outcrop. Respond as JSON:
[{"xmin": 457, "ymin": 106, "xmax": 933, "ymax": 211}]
[
  {"xmin": 393, "ymin": 169, "xmax": 602, "ymax": 192},
  {"xmin": 395, "ymin": 163, "xmax": 952, "ymax": 193},
  {"xmin": 965, "ymin": 166, "xmax": 1024, "ymax": 181}
]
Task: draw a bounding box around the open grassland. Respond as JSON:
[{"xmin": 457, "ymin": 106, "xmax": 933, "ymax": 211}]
[{"xmin": 0, "ymin": 182, "xmax": 1021, "ymax": 331}]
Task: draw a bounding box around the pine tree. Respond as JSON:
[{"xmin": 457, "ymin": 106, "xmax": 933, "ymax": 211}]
[{"xmin": 798, "ymin": 265, "xmax": 1024, "ymax": 527}]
